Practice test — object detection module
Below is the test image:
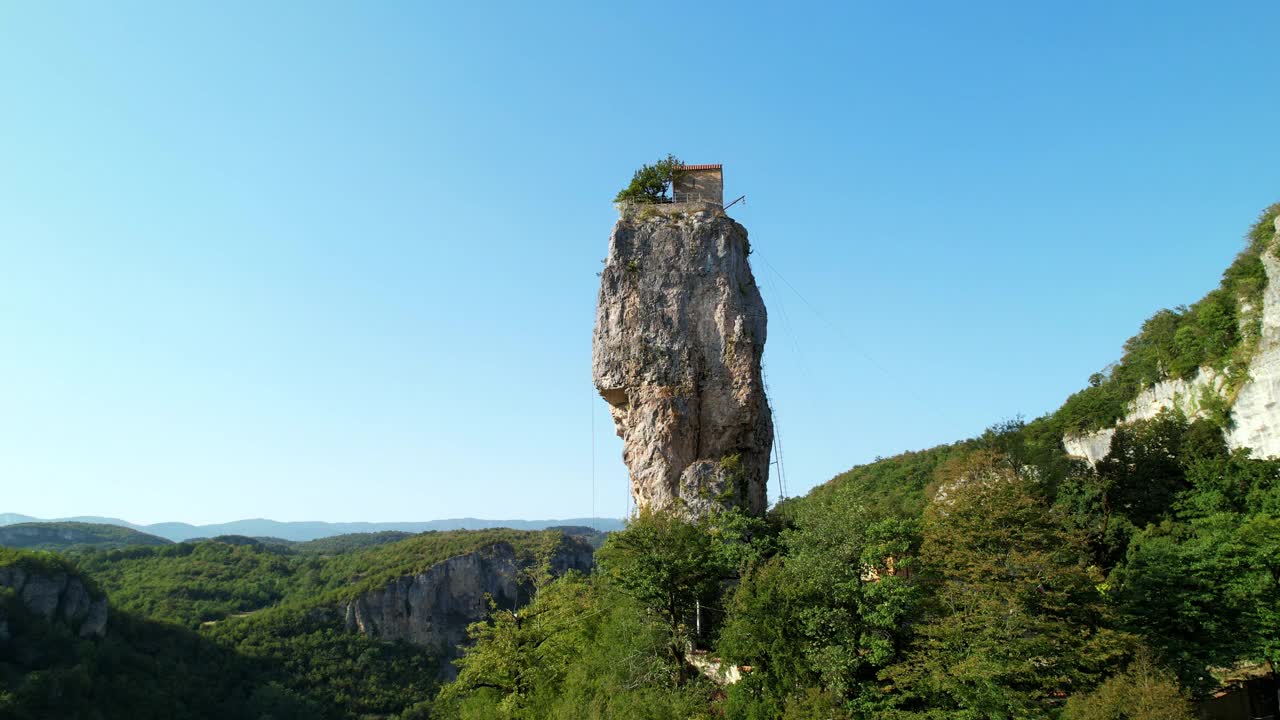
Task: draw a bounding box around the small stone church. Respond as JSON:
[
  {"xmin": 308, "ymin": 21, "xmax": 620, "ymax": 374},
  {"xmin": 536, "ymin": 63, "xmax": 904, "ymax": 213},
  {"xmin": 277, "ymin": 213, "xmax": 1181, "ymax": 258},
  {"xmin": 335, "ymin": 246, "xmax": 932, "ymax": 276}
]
[{"xmin": 673, "ymin": 164, "xmax": 723, "ymax": 205}]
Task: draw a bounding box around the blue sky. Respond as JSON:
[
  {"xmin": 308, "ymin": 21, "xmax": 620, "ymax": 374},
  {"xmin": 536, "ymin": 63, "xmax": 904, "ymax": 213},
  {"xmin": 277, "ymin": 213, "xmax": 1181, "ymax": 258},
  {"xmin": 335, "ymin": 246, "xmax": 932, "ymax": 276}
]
[{"xmin": 1, "ymin": 2, "xmax": 1277, "ymax": 524}]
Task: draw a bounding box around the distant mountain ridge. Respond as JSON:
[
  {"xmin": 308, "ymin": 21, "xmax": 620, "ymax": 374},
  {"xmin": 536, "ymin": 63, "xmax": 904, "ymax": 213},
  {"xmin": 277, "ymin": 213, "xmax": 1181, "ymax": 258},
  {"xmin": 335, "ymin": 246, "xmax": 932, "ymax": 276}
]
[
  {"xmin": 0, "ymin": 522, "xmax": 172, "ymax": 551},
  {"xmin": 0, "ymin": 514, "xmax": 625, "ymax": 542}
]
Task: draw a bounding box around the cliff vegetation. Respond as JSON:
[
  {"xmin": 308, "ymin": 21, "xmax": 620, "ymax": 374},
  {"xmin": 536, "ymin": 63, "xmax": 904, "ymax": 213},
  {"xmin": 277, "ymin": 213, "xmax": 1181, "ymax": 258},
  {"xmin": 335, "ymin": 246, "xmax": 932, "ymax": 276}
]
[{"xmin": 1057, "ymin": 203, "xmax": 1280, "ymax": 433}]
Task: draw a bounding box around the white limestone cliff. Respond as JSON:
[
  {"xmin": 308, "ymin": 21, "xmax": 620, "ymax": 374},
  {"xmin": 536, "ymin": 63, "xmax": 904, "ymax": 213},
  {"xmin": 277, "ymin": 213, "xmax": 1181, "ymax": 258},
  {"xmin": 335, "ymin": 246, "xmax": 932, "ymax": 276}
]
[
  {"xmin": 1224, "ymin": 248, "xmax": 1280, "ymax": 457},
  {"xmin": 1065, "ymin": 216, "xmax": 1280, "ymax": 464}
]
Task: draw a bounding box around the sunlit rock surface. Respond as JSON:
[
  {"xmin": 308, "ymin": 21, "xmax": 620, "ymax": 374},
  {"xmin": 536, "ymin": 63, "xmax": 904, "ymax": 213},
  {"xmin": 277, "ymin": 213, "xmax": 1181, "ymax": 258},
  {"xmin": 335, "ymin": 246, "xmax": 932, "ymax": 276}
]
[{"xmin": 593, "ymin": 206, "xmax": 773, "ymax": 517}]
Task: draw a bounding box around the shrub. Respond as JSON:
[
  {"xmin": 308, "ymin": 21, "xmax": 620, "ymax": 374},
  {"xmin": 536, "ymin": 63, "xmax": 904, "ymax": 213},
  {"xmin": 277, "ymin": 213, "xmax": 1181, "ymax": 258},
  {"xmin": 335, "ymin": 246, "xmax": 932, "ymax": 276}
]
[{"xmin": 1063, "ymin": 650, "xmax": 1195, "ymax": 720}]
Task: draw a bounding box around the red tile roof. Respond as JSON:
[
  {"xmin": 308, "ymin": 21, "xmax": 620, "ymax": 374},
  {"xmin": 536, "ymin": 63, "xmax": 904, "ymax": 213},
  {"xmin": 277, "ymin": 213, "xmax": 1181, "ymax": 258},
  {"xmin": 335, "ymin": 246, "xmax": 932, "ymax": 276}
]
[{"xmin": 678, "ymin": 164, "xmax": 722, "ymax": 171}]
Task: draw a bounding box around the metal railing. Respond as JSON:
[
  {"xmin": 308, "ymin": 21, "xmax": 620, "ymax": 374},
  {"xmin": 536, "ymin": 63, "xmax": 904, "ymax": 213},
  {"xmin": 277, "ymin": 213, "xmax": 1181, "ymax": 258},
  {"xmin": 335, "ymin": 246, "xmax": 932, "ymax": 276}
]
[
  {"xmin": 615, "ymin": 194, "xmax": 723, "ymax": 207},
  {"xmin": 671, "ymin": 193, "xmax": 723, "ymax": 205}
]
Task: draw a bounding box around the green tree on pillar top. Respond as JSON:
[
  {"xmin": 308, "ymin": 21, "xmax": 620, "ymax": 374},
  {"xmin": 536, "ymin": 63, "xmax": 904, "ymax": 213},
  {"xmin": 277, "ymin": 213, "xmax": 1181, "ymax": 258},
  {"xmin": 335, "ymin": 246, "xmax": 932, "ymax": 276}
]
[{"xmin": 614, "ymin": 154, "xmax": 683, "ymax": 203}]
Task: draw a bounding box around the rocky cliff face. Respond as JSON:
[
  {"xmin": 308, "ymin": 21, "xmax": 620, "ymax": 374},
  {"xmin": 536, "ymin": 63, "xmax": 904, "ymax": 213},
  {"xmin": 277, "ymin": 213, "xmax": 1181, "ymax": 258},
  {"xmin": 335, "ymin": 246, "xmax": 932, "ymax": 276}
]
[
  {"xmin": 1225, "ymin": 246, "xmax": 1280, "ymax": 457},
  {"xmin": 593, "ymin": 205, "xmax": 773, "ymax": 517},
  {"xmin": 343, "ymin": 538, "xmax": 594, "ymax": 678},
  {"xmin": 1065, "ymin": 216, "xmax": 1280, "ymax": 464},
  {"xmin": 0, "ymin": 565, "xmax": 108, "ymax": 638}
]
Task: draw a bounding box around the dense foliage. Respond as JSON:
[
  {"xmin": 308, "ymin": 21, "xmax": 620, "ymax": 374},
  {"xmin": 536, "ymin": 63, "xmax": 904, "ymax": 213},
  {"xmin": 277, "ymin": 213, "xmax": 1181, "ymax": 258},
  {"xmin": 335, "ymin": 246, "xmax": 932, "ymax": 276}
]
[
  {"xmin": 432, "ymin": 509, "xmax": 774, "ymax": 719},
  {"xmin": 75, "ymin": 541, "xmax": 298, "ymax": 627},
  {"xmin": 439, "ymin": 407, "xmax": 1276, "ymax": 718},
  {"xmin": 614, "ymin": 154, "xmax": 682, "ymax": 204},
  {"xmin": 882, "ymin": 453, "xmax": 1131, "ymax": 718},
  {"xmin": 1062, "ymin": 651, "xmax": 1196, "ymax": 720},
  {"xmin": 436, "ymin": 572, "xmax": 716, "ymax": 720},
  {"xmin": 292, "ymin": 530, "xmax": 412, "ymax": 554},
  {"xmin": 1, "ymin": 529, "xmax": 583, "ymax": 718},
  {"xmin": 793, "ymin": 441, "xmax": 974, "ymax": 520}
]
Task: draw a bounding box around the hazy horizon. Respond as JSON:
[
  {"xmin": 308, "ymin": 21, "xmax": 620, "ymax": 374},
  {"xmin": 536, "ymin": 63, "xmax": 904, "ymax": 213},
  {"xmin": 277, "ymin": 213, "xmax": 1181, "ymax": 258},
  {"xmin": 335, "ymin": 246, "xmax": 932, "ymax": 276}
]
[{"xmin": 0, "ymin": 511, "xmax": 626, "ymax": 527}]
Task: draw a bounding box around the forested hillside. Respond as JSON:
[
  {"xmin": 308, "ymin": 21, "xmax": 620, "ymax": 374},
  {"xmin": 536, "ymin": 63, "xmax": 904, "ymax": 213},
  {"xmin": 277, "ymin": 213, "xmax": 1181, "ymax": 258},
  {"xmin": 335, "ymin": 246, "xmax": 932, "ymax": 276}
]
[
  {"xmin": 431, "ymin": 421, "xmax": 1278, "ymax": 718},
  {"xmin": 0, "ymin": 522, "xmax": 171, "ymax": 551},
  {"xmin": 5, "ymin": 204, "xmax": 1280, "ymax": 719},
  {"xmin": 0, "ymin": 529, "xmax": 589, "ymax": 719}
]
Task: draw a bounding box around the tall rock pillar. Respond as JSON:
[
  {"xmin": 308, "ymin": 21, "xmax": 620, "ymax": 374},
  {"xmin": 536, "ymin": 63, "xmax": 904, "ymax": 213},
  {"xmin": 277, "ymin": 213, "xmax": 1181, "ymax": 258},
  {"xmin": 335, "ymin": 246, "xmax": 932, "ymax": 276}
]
[{"xmin": 592, "ymin": 203, "xmax": 773, "ymax": 518}]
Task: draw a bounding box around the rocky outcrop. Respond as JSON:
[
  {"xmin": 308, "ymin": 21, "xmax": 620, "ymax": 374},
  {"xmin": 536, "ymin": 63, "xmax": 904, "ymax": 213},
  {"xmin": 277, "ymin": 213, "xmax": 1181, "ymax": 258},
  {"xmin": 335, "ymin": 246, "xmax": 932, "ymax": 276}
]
[
  {"xmin": 1064, "ymin": 371, "xmax": 1224, "ymax": 465},
  {"xmin": 0, "ymin": 564, "xmax": 108, "ymax": 638},
  {"xmin": 593, "ymin": 205, "xmax": 773, "ymax": 517},
  {"xmin": 1225, "ymin": 247, "xmax": 1280, "ymax": 456},
  {"xmin": 1061, "ymin": 428, "xmax": 1117, "ymax": 467},
  {"xmin": 1065, "ymin": 216, "xmax": 1280, "ymax": 465},
  {"xmin": 547, "ymin": 536, "xmax": 596, "ymax": 575},
  {"xmin": 344, "ymin": 544, "xmax": 518, "ymax": 672},
  {"xmin": 343, "ymin": 538, "xmax": 594, "ymax": 679}
]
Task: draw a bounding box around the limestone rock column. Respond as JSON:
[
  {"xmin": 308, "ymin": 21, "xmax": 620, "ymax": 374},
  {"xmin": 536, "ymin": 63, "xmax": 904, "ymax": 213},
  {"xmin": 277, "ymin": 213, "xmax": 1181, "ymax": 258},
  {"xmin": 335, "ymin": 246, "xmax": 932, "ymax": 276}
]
[{"xmin": 592, "ymin": 206, "xmax": 773, "ymax": 518}]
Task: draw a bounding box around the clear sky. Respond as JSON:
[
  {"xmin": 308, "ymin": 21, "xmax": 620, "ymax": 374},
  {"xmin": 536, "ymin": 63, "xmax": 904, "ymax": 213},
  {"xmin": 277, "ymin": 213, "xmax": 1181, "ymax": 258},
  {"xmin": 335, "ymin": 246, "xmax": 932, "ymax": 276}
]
[{"xmin": 1, "ymin": 2, "xmax": 1278, "ymax": 525}]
